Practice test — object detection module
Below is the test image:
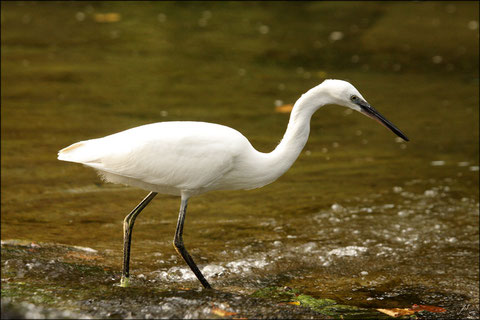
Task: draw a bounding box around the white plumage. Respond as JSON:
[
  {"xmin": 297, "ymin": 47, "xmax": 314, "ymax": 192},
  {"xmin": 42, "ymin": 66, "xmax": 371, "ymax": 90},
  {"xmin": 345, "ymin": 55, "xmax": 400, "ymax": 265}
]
[{"xmin": 59, "ymin": 122, "xmax": 252, "ymax": 196}]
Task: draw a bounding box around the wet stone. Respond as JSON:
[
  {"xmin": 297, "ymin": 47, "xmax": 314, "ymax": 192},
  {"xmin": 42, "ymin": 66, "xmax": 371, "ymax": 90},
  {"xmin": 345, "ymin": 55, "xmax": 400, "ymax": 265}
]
[
  {"xmin": 0, "ymin": 241, "xmax": 352, "ymax": 318},
  {"xmin": 5, "ymin": 241, "xmax": 471, "ymax": 319}
]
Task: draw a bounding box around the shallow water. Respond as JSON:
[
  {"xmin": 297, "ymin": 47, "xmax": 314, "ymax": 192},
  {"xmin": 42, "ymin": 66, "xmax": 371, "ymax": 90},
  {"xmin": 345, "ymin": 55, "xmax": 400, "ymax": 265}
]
[{"xmin": 1, "ymin": 1, "xmax": 479, "ymax": 318}]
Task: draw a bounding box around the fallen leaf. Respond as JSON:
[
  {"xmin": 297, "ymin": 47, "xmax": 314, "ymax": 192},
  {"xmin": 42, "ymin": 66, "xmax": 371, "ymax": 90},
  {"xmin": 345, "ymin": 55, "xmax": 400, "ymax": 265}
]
[
  {"xmin": 94, "ymin": 13, "xmax": 121, "ymax": 23},
  {"xmin": 376, "ymin": 308, "xmax": 416, "ymax": 317},
  {"xmin": 211, "ymin": 307, "xmax": 237, "ymax": 317},
  {"xmin": 275, "ymin": 104, "xmax": 293, "ymax": 113},
  {"xmin": 412, "ymin": 304, "xmax": 447, "ymax": 313},
  {"xmin": 377, "ymin": 304, "xmax": 447, "ymax": 317}
]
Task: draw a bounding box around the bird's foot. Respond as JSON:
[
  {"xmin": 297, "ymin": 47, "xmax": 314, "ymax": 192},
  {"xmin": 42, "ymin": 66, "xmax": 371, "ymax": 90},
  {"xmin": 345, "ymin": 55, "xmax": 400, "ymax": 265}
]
[{"xmin": 120, "ymin": 276, "xmax": 130, "ymax": 287}]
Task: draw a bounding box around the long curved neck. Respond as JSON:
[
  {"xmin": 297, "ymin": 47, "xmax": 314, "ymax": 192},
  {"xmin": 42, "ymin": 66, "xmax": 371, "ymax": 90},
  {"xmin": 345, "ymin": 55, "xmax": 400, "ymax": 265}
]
[{"xmin": 253, "ymin": 84, "xmax": 330, "ymax": 184}]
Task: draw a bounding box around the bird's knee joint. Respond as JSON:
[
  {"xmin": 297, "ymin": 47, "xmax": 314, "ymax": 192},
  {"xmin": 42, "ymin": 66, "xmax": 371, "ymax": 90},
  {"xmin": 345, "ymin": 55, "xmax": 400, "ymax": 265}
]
[
  {"xmin": 123, "ymin": 217, "xmax": 131, "ymax": 231},
  {"xmin": 173, "ymin": 240, "xmax": 185, "ymax": 256},
  {"xmin": 173, "ymin": 239, "xmax": 184, "ymax": 250}
]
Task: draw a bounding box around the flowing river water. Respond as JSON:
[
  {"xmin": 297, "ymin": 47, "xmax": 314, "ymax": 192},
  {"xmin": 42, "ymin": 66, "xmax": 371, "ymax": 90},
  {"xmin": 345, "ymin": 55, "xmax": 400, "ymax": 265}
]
[{"xmin": 1, "ymin": 2, "xmax": 478, "ymax": 318}]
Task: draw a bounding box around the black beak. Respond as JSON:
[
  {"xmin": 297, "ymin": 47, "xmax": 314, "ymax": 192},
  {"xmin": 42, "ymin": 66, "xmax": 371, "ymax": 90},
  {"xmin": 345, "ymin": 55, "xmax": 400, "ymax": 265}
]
[{"xmin": 358, "ymin": 101, "xmax": 409, "ymax": 142}]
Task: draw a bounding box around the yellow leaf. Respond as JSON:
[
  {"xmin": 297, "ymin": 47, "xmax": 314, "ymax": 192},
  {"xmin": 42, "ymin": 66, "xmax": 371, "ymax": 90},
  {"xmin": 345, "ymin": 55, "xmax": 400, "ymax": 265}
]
[
  {"xmin": 377, "ymin": 308, "xmax": 416, "ymax": 317},
  {"xmin": 275, "ymin": 104, "xmax": 293, "ymax": 113},
  {"xmin": 94, "ymin": 13, "xmax": 121, "ymax": 23},
  {"xmin": 211, "ymin": 307, "xmax": 237, "ymax": 317}
]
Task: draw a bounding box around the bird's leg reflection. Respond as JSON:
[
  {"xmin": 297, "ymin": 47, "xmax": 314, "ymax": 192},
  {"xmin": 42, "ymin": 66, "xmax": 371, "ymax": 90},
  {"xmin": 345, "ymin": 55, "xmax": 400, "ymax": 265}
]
[
  {"xmin": 120, "ymin": 191, "xmax": 157, "ymax": 287},
  {"xmin": 173, "ymin": 198, "xmax": 212, "ymax": 289}
]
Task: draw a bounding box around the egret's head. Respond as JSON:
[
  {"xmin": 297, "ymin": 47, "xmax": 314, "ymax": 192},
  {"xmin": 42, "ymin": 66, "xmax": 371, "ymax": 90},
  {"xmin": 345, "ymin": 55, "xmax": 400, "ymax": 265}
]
[
  {"xmin": 320, "ymin": 79, "xmax": 365, "ymax": 111},
  {"xmin": 320, "ymin": 79, "xmax": 409, "ymax": 142}
]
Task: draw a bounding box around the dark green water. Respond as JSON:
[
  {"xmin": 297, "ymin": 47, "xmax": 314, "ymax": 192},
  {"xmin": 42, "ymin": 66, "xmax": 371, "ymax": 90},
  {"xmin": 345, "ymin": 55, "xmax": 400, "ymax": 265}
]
[{"xmin": 1, "ymin": 1, "xmax": 479, "ymax": 318}]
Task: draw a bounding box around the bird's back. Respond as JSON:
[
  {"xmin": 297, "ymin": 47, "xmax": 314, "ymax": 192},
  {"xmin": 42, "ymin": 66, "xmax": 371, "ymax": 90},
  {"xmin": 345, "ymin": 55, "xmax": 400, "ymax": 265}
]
[{"xmin": 58, "ymin": 122, "xmax": 254, "ymax": 196}]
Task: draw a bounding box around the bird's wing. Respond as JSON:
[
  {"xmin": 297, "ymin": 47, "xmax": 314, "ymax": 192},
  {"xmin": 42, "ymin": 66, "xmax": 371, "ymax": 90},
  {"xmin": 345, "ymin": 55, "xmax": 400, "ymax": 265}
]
[{"xmin": 58, "ymin": 122, "xmax": 249, "ymax": 190}]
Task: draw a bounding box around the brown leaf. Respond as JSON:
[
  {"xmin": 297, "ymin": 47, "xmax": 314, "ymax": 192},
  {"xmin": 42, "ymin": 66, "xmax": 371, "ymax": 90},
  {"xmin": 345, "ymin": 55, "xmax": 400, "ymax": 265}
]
[
  {"xmin": 94, "ymin": 13, "xmax": 121, "ymax": 23},
  {"xmin": 275, "ymin": 104, "xmax": 293, "ymax": 113},
  {"xmin": 412, "ymin": 304, "xmax": 447, "ymax": 313},
  {"xmin": 211, "ymin": 307, "xmax": 237, "ymax": 317},
  {"xmin": 376, "ymin": 308, "xmax": 416, "ymax": 317}
]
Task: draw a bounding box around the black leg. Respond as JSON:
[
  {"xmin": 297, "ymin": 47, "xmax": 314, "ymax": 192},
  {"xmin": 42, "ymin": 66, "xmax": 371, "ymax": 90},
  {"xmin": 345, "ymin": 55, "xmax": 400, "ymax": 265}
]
[
  {"xmin": 120, "ymin": 191, "xmax": 157, "ymax": 287},
  {"xmin": 173, "ymin": 198, "xmax": 212, "ymax": 289}
]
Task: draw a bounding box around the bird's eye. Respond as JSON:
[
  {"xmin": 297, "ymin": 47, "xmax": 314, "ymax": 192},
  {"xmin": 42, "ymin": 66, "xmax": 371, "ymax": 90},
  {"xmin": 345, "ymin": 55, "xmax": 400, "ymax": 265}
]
[{"xmin": 351, "ymin": 95, "xmax": 358, "ymax": 101}]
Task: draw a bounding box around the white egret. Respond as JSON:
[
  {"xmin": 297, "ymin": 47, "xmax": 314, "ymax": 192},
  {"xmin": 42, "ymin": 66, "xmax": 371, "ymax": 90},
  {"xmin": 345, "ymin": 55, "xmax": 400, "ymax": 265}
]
[{"xmin": 58, "ymin": 79, "xmax": 408, "ymax": 289}]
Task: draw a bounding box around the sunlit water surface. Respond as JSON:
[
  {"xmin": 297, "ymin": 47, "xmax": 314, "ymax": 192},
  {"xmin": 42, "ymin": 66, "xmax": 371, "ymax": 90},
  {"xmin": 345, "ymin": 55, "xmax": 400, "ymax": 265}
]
[{"xmin": 2, "ymin": 1, "xmax": 478, "ymax": 318}]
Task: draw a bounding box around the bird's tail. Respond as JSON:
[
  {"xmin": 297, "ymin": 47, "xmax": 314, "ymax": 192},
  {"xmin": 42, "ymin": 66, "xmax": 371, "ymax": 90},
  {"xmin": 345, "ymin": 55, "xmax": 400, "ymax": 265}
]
[{"xmin": 57, "ymin": 140, "xmax": 102, "ymax": 164}]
